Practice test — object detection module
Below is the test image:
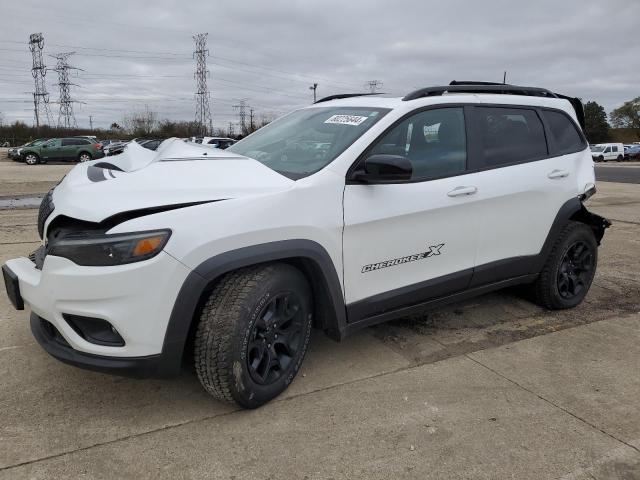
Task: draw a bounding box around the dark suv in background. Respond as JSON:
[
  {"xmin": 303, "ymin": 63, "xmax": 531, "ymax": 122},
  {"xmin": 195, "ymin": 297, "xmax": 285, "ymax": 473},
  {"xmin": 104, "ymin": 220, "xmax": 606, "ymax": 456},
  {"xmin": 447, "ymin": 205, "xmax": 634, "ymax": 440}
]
[{"xmin": 19, "ymin": 137, "xmax": 104, "ymax": 165}]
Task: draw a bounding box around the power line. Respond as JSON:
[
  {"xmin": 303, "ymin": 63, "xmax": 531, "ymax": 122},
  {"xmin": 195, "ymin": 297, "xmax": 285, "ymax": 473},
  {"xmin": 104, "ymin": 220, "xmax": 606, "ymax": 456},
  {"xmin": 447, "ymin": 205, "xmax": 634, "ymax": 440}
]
[
  {"xmin": 365, "ymin": 80, "xmax": 384, "ymax": 93},
  {"xmin": 28, "ymin": 33, "xmax": 52, "ymax": 128},
  {"xmin": 193, "ymin": 33, "xmax": 213, "ymax": 135},
  {"xmin": 233, "ymin": 99, "xmax": 249, "ymax": 135},
  {"xmin": 50, "ymin": 52, "xmax": 82, "ymax": 128}
]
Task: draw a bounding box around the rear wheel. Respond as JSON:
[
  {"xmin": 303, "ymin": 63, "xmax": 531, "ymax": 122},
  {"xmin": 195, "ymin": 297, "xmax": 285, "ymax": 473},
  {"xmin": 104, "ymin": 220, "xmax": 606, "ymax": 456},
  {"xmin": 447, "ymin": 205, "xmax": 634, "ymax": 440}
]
[
  {"xmin": 194, "ymin": 263, "xmax": 313, "ymax": 408},
  {"xmin": 532, "ymin": 221, "xmax": 598, "ymax": 309},
  {"xmin": 78, "ymin": 152, "xmax": 92, "ymax": 162},
  {"xmin": 24, "ymin": 153, "xmax": 39, "ymax": 166},
  {"xmin": 617, "ymin": 154, "xmax": 623, "ymax": 162}
]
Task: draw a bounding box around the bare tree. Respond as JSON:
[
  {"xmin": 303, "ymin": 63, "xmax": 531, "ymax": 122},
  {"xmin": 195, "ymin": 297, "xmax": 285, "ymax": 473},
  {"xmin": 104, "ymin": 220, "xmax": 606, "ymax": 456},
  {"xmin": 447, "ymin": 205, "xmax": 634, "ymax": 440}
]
[{"xmin": 123, "ymin": 105, "xmax": 158, "ymax": 136}]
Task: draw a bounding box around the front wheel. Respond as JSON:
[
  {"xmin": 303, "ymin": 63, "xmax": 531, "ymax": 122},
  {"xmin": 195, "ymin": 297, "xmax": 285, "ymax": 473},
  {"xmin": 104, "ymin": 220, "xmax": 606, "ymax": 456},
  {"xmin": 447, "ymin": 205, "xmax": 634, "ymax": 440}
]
[
  {"xmin": 78, "ymin": 152, "xmax": 92, "ymax": 162},
  {"xmin": 532, "ymin": 221, "xmax": 598, "ymax": 309},
  {"xmin": 24, "ymin": 153, "xmax": 39, "ymax": 165},
  {"xmin": 194, "ymin": 263, "xmax": 313, "ymax": 408}
]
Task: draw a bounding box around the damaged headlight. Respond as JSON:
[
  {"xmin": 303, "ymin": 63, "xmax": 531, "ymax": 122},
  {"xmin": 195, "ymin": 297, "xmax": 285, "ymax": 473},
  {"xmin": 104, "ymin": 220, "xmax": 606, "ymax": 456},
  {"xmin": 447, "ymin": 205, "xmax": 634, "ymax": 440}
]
[{"xmin": 48, "ymin": 230, "xmax": 171, "ymax": 266}]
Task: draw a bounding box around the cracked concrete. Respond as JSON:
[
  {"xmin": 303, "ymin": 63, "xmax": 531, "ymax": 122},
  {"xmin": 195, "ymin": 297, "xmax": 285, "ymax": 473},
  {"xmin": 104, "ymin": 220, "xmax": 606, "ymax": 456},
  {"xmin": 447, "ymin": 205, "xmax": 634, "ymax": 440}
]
[{"xmin": 1, "ymin": 154, "xmax": 639, "ymax": 479}]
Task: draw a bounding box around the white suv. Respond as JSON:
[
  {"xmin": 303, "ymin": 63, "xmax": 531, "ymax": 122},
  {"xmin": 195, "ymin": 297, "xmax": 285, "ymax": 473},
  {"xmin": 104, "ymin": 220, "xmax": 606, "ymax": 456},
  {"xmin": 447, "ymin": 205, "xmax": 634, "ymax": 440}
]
[{"xmin": 2, "ymin": 82, "xmax": 610, "ymax": 408}]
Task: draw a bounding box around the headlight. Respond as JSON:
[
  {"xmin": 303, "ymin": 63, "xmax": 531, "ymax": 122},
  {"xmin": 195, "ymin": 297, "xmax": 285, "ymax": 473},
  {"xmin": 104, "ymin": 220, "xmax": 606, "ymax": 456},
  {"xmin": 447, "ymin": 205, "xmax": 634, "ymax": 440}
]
[
  {"xmin": 48, "ymin": 230, "xmax": 171, "ymax": 266},
  {"xmin": 17, "ymin": 148, "xmax": 22, "ymax": 154}
]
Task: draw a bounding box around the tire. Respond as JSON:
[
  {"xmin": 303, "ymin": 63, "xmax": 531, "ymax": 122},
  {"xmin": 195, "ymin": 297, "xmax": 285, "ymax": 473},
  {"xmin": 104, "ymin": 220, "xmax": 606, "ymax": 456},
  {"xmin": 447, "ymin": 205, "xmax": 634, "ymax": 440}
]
[
  {"xmin": 599, "ymin": 156, "xmax": 606, "ymax": 162},
  {"xmin": 194, "ymin": 263, "xmax": 313, "ymax": 408},
  {"xmin": 532, "ymin": 221, "xmax": 598, "ymax": 310},
  {"xmin": 24, "ymin": 153, "xmax": 39, "ymax": 166},
  {"xmin": 617, "ymin": 155, "xmax": 623, "ymax": 162},
  {"xmin": 78, "ymin": 152, "xmax": 92, "ymax": 162}
]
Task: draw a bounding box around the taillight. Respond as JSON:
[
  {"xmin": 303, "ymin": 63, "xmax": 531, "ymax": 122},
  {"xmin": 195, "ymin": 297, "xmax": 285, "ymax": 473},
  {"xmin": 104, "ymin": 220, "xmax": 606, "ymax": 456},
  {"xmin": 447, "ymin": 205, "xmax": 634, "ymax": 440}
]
[{"xmin": 95, "ymin": 143, "xmax": 102, "ymax": 149}]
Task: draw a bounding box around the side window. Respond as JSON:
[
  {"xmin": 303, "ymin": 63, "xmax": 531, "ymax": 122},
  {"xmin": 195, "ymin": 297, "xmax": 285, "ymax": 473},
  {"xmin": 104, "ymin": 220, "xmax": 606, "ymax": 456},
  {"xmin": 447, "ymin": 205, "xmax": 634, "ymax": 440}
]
[
  {"xmin": 604, "ymin": 146, "xmax": 611, "ymax": 153},
  {"xmin": 61, "ymin": 139, "xmax": 74, "ymax": 146},
  {"xmin": 474, "ymin": 107, "xmax": 547, "ymax": 167},
  {"xmin": 541, "ymin": 110, "xmax": 586, "ymax": 155},
  {"xmin": 369, "ymin": 107, "xmax": 467, "ymax": 181},
  {"xmin": 79, "ymin": 139, "xmax": 91, "ymax": 145}
]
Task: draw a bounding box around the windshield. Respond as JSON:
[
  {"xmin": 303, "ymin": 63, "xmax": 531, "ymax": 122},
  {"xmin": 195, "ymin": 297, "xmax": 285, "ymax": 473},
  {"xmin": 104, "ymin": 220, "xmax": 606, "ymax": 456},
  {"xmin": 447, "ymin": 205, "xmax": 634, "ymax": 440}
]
[
  {"xmin": 227, "ymin": 106, "xmax": 390, "ymax": 179},
  {"xmin": 590, "ymin": 145, "xmax": 604, "ymax": 152}
]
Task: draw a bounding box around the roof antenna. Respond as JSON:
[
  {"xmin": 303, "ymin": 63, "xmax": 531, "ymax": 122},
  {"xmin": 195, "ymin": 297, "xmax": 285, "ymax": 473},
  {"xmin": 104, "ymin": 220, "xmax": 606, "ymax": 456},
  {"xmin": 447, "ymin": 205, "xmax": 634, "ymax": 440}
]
[{"xmin": 503, "ymin": 71, "xmax": 507, "ymax": 84}]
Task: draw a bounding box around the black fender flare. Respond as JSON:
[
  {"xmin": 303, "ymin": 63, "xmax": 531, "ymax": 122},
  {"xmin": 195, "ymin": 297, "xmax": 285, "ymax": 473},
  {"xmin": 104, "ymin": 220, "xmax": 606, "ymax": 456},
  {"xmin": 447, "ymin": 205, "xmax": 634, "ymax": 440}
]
[
  {"xmin": 156, "ymin": 240, "xmax": 347, "ymax": 376},
  {"xmin": 531, "ymin": 197, "xmax": 610, "ymax": 274}
]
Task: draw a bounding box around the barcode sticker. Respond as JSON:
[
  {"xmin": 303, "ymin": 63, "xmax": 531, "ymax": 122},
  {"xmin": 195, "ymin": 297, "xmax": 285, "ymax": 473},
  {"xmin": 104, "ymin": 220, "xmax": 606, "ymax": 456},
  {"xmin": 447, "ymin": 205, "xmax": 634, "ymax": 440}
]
[{"xmin": 324, "ymin": 115, "xmax": 369, "ymax": 126}]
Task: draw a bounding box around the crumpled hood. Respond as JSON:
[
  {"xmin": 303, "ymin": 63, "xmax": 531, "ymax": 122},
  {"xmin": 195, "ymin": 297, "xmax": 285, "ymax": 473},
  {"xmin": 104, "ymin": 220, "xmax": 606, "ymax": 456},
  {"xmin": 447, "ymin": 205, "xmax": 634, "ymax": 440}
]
[{"xmin": 50, "ymin": 139, "xmax": 293, "ymax": 224}]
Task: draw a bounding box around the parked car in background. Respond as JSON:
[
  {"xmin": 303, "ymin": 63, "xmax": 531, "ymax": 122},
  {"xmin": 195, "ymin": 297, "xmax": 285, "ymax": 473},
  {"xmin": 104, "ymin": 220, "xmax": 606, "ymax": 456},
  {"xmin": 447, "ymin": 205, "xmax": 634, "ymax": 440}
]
[
  {"xmin": 186, "ymin": 137, "xmax": 235, "ymax": 149},
  {"xmin": 105, "ymin": 141, "xmax": 129, "ymax": 156},
  {"xmin": 203, "ymin": 137, "xmax": 236, "ymax": 149},
  {"xmin": 19, "ymin": 137, "xmax": 104, "ymax": 165},
  {"xmin": 8, "ymin": 139, "xmax": 45, "ymax": 160},
  {"xmin": 135, "ymin": 138, "xmax": 163, "ymax": 151},
  {"xmin": 590, "ymin": 143, "xmax": 624, "ymax": 162},
  {"xmin": 625, "ymin": 145, "xmax": 640, "ymax": 161}
]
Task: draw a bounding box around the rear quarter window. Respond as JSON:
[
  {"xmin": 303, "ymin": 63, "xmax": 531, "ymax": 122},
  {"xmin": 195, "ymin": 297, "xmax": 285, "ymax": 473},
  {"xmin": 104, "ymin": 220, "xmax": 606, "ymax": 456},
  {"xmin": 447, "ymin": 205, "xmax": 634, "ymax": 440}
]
[
  {"xmin": 541, "ymin": 110, "xmax": 586, "ymax": 155},
  {"xmin": 474, "ymin": 107, "xmax": 548, "ymax": 168}
]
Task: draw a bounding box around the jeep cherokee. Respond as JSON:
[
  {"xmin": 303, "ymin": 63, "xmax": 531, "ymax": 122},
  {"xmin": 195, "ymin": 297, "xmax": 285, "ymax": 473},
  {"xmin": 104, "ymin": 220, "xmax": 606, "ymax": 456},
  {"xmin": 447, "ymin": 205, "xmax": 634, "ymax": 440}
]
[{"xmin": 2, "ymin": 82, "xmax": 609, "ymax": 408}]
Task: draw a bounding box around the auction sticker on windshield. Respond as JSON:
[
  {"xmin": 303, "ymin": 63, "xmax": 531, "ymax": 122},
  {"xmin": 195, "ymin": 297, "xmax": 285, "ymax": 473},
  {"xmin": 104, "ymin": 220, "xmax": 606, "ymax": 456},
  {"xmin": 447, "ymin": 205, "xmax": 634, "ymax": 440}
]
[{"xmin": 324, "ymin": 115, "xmax": 369, "ymax": 126}]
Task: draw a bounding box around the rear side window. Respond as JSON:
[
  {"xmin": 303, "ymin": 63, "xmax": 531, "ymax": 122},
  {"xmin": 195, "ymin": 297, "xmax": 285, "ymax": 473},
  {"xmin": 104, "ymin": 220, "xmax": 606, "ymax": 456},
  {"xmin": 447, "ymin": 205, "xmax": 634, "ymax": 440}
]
[
  {"xmin": 474, "ymin": 107, "xmax": 547, "ymax": 167},
  {"xmin": 61, "ymin": 139, "xmax": 74, "ymax": 146},
  {"xmin": 542, "ymin": 110, "xmax": 585, "ymax": 155}
]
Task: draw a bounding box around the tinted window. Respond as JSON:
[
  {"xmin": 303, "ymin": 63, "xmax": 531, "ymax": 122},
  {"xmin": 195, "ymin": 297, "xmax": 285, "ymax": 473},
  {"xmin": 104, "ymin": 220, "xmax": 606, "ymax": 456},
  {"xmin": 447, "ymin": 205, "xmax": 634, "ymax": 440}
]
[
  {"xmin": 368, "ymin": 107, "xmax": 467, "ymax": 181},
  {"xmin": 61, "ymin": 139, "xmax": 74, "ymax": 146},
  {"xmin": 475, "ymin": 107, "xmax": 547, "ymax": 167},
  {"xmin": 541, "ymin": 110, "xmax": 585, "ymax": 155}
]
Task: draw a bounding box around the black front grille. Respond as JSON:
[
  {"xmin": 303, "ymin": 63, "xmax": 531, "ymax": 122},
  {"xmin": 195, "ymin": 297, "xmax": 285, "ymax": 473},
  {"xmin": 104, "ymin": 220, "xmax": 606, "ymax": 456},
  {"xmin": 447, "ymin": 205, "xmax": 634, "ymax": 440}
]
[{"xmin": 37, "ymin": 189, "xmax": 55, "ymax": 239}]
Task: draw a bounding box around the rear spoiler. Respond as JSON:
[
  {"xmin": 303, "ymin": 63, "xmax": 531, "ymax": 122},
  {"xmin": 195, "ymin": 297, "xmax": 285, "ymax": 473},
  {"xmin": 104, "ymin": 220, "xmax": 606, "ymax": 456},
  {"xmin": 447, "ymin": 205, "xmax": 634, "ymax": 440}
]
[{"xmin": 555, "ymin": 94, "xmax": 585, "ymax": 130}]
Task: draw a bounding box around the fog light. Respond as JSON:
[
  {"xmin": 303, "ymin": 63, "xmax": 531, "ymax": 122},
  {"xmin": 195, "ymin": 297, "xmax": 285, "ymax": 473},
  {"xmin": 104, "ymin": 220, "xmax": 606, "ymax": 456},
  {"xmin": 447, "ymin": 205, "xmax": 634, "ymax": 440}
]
[{"xmin": 63, "ymin": 314, "xmax": 125, "ymax": 346}]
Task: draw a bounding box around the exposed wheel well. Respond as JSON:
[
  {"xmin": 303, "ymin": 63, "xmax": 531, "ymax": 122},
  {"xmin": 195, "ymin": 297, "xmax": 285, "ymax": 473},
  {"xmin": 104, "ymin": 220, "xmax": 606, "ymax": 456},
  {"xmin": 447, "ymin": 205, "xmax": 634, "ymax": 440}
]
[
  {"xmin": 569, "ymin": 204, "xmax": 611, "ymax": 245},
  {"xmin": 181, "ymin": 257, "xmax": 342, "ymax": 366}
]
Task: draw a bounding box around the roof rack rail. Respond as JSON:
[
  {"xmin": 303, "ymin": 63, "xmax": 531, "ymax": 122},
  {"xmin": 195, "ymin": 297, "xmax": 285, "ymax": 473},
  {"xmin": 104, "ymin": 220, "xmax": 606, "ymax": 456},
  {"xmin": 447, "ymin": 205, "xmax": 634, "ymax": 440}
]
[
  {"xmin": 314, "ymin": 92, "xmax": 385, "ymax": 104},
  {"xmin": 402, "ymin": 84, "xmax": 558, "ymax": 101}
]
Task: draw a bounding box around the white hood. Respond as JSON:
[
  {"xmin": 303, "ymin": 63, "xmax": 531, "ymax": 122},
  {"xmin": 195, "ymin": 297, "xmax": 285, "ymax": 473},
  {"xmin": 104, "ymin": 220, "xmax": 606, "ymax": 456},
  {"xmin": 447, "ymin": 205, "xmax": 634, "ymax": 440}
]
[{"xmin": 50, "ymin": 139, "xmax": 293, "ymax": 224}]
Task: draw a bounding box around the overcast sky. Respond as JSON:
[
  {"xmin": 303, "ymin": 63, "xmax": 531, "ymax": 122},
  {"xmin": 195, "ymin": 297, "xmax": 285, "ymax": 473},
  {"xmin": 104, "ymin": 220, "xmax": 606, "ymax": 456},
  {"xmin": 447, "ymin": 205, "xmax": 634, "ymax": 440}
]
[{"xmin": 1, "ymin": 0, "xmax": 638, "ymax": 131}]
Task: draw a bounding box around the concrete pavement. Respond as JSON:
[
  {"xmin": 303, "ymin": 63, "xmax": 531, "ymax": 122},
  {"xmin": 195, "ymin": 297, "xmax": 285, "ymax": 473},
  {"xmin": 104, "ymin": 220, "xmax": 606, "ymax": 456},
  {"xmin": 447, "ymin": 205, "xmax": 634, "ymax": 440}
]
[{"xmin": 1, "ymin": 153, "xmax": 639, "ymax": 478}]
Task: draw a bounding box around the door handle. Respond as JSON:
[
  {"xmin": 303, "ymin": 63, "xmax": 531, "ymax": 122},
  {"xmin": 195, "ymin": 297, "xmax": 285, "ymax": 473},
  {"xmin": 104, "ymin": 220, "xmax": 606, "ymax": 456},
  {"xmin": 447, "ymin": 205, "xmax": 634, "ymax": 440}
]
[
  {"xmin": 548, "ymin": 169, "xmax": 570, "ymax": 179},
  {"xmin": 447, "ymin": 186, "xmax": 478, "ymax": 197}
]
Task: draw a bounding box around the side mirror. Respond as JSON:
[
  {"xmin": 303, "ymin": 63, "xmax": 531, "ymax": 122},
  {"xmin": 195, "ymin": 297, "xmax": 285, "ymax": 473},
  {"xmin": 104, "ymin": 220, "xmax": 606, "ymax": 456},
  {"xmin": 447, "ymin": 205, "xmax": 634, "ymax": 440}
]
[{"xmin": 352, "ymin": 154, "xmax": 412, "ymax": 183}]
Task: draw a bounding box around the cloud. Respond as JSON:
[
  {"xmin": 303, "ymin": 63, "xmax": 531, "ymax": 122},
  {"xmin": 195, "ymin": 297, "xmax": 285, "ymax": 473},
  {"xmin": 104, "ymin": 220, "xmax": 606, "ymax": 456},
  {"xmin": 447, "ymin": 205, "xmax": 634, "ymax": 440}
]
[{"xmin": 0, "ymin": 0, "xmax": 638, "ymax": 129}]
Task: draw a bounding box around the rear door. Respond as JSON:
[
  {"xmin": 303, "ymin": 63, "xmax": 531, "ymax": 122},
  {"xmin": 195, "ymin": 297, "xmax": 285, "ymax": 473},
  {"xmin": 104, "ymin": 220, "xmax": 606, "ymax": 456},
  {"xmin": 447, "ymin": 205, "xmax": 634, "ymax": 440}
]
[
  {"xmin": 60, "ymin": 138, "xmax": 81, "ymax": 160},
  {"xmin": 343, "ymin": 106, "xmax": 481, "ymax": 322},
  {"xmin": 467, "ymin": 105, "xmax": 585, "ymax": 285}
]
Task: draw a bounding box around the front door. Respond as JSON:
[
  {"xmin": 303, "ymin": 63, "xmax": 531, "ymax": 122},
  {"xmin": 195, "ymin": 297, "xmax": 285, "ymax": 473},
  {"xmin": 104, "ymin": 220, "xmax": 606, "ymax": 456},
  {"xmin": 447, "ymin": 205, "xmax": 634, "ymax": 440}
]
[
  {"xmin": 343, "ymin": 106, "xmax": 480, "ymax": 323},
  {"xmin": 39, "ymin": 139, "xmax": 63, "ymax": 161}
]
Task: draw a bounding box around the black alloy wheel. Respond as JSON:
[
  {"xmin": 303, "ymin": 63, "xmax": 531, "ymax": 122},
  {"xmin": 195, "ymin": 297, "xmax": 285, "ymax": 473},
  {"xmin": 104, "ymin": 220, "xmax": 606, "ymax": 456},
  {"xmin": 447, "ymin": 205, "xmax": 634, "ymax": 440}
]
[
  {"xmin": 557, "ymin": 240, "xmax": 594, "ymax": 300},
  {"xmin": 247, "ymin": 292, "xmax": 305, "ymax": 385}
]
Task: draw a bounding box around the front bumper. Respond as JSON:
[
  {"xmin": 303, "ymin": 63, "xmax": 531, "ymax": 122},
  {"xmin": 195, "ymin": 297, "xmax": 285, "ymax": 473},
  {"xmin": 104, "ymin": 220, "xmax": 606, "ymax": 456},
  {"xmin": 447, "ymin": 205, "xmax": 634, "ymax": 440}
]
[
  {"xmin": 3, "ymin": 250, "xmax": 191, "ymax": 374},
  {"xmin": 30, "ymin": 313, "xmax": 165, "ymax": 377}
]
